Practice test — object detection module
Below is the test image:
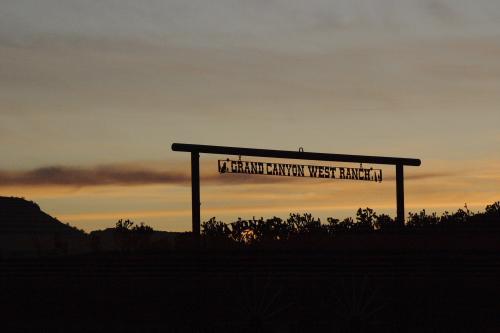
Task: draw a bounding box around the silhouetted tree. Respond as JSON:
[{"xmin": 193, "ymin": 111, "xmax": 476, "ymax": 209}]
[
  {"xmin": 287, "ymin": 213, "xmax": 322, "ymax": 235},
  {"xmin": 485, "ymin": 201, "xmax": 500, "ymax": 216},
  {"xmin": 113, "ymin": 219, "xmax": 154, "ymax": 252},
  {"xmin": 260, "ymin": 216, "xmax": 289, "ymax": 242},
  {"xmin": 354, "ymin": 208, "xmax": 376, "ymax": 232},
  {"xmin": 202, "ymin": 217, "xmax": 230, "ymax": 238},
  {"xmin": 115, "ymin": 219, "xmax": 134, "ymax": 231},
  {"xmin": 407, "ymin": 210, "xmax": 439, "ymax": 229},
  {"xmin": 374, "ymin": 214, "xmax": 394, "ymax": 230},
  {"xmin": 326, "ymin": 217, "xmax": 355, "ymax": 233}
]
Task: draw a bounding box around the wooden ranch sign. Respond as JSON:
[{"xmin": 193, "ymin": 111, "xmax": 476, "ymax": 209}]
[
  {"xmin": 218, "ymin": 159, "xmax": 382, "ymax": 182},
  {"xmin": 171, "ymin": 143, "xmax": 421, "ymax": 239}
]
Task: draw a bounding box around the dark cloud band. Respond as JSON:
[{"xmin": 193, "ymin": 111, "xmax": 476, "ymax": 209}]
[
  {"xmin": 0, "ymin": 164, "xmax": 448, "ymax": 188},
  {"xmin": 0, "ymin": 166, "xmax": 189, "ymax": 187},
  {"xmin": 0, "ymin": 164, "xmax": 291, "ymax": 187}
]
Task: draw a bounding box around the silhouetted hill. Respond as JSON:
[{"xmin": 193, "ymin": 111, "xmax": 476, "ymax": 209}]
[
  {"xmin": 0, "ymin": 197, "xmax": 188, "ymax": 256},
  {"xmin": 0, "ymin": 196, "xmax": 86, "ymax": 257},
  {"xmin": 0, "ymin": 196, "xmax": 84, "ymax": 234}
]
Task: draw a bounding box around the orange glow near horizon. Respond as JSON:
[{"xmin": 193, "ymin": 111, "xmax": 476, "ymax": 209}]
[{"xmin": 1, "ymin": 157, "xmax": 498, "ymax": 232}]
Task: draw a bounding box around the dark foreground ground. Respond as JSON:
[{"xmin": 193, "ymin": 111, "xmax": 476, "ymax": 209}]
[{"xmin": 2, "ymin": 249, "xmax": 500, "ymax": 333}]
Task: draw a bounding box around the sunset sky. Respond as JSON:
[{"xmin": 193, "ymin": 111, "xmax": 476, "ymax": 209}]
[{"xmin": 1, "ymin": 0, "xmax": 499, "ymax": 231}]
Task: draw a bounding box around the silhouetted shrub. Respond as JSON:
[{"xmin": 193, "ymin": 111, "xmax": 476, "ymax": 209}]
[
  {"xmin": 407, "ymin": 210, "xmax": 439, "ymax": 229},
  {"xmin": 485, "ymin": 201, "xmax": 500, "ymax": 216},
  {"xmin": 374, "ymin": 214, "xmax": 395, "ymax": 231},
  {"xmin": 113, "ymin": 219, "xmax": 154, "ymax": 252},
  {"xmin": 202, "ymin": 217, "xmax": 230, "ymax": 238},
  {"xmin": 326, "ymin": 217, "xmax": 354, "ymax": 233},
  {"xmin": 260, "ymin": 216, "xmax": 289, "ymax": 242},
  {"xmin": 287, "ymin": 213, "xmax": 322, "ymax": 235},
  {"xmin": 354, "ymin": 208, "xmax": 376, "ymax": 232},
  {"xmin": 200, "ymin": 202, "xmax": 500, "ymax": 247}
]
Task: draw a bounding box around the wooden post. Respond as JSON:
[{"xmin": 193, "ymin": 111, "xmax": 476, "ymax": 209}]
[
  {"xmin": 396, "ymin": 163, "xmax": 405, "ymax": 226},
  {"xmin": 191, "ymin": 152, "xmax": 200, "ymax": 241}
]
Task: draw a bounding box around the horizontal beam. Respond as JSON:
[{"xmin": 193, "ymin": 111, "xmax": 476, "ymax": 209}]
[{"xmin": 172, "ymin": 143, "xmax": 421, "ymax": 166}]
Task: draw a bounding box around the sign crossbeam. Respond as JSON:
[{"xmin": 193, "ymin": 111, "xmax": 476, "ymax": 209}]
[
  {"xmin": 171, "ymin": 143, "xmax": 421, "ymax": 240},
  {"xmin": 172, "ymin": 143, "xmax": 421, "ymax": 166}
]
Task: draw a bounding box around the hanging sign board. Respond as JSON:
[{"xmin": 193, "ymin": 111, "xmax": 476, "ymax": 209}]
[{"xmin": 218, "ymin": 159, "xmax": 382, "ymax": 182}]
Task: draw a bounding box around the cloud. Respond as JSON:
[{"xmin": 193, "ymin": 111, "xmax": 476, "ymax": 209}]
[
  {"xmin": 0, "ymin": 162, "xmax": 454, "ymax": 188},
  {"xmin": 0, "ymin": 162, "xmax": 302, "ymax": 188},
  {"xmin": 2, "ymin": 0, "xmax": 500, "ymax": 47},
  {"xmin": 0, "ymin": 165, "xmax": 189, "ymax": 187}
]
